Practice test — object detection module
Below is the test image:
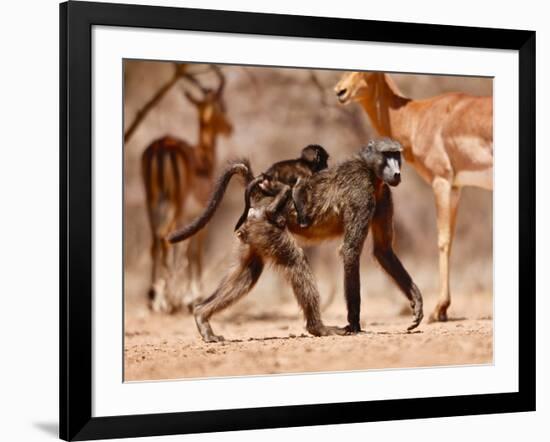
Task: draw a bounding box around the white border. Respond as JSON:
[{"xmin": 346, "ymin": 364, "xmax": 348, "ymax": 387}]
[{"xmin": 92, "ymin": 26, "xmax": 518, "ymax": 417}]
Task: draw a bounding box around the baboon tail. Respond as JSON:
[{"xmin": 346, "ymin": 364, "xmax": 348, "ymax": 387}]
[{"xmin": 167, "ymin": 159, "xmax": 254, "ymax": 244}]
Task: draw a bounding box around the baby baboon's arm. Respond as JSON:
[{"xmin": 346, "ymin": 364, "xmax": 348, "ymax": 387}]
[
  {"xmin": 292, "ymin": 177, "xmax": 311, "ymax": 228},
  {"xmin": 234, "ymin": 175, "xmax": 265, "ymax": 231},
  {"xmin": 264, "ymin": 181, "xmax": 292, "ymax": 228}
]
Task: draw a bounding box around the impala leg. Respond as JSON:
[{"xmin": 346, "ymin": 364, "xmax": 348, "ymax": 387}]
[
  {"xmin": 430, "ymin": 178, "xmax": 461, "ymax": 322},
  {"xmin": 147, "ymin": 237, "xmax": 160, "ymax": 303},
  {"xmin": 148, "ymin": 235, "xmax": 171, "ymax": 313},
  {"xmin": 178, "ymin": 238, "xmax": 194, "ymax": 305},
  {"xmin": 188, "ymin": 231, "xmax": 206, "ymax": 307}
]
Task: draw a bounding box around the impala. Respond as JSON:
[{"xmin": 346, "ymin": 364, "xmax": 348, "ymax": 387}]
[
  {"xmin": 335, "ymin": 71, "xmax": 493, "ymax": 322},
  {"xmin": 142, "ymin": 66, "xmax": 233, "ymax": 312}
]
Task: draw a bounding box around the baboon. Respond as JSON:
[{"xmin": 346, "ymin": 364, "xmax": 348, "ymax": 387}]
[
  {"xmin": 234, "ymin": 144, "xmax": 330, "ymax": 231},
  {"xmin": 169, "ymin": 138, "xmax": 423, "ymax": 342}
]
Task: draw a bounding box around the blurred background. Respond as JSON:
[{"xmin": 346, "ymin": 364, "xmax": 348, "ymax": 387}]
[{"xmin": 124, "ymin": 60, "xmax": 493, "ymax": 318}]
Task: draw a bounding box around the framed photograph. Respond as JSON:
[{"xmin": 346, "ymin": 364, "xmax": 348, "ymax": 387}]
[{"xmin": 60, "ymin": 1, "xmax": 535, "ymax": 440}]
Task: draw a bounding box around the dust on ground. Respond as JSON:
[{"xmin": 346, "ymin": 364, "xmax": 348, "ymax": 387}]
[{"xmin": 124, "ymin": 292, "xmax": 492, "ymax": 381}]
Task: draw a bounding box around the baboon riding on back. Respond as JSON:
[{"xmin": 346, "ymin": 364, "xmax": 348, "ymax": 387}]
[{"xmin": 169, "ymin": 138, "xmax": 423, "ymax": 342}]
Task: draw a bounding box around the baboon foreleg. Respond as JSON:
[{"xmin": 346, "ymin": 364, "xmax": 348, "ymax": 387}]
[
  {"xmin": 193, "ymin": 243, "xmax": 264, "ymax": 342},
  {"xmin": 373, "ymin": 248, "xmax": 424, "ymax": 331},
  {"xmin": 340, "ymin": 220, "xmax": 369, "ymax": 334},
  {"xmin": 371, "ymin": 188, "xmax": 423, "ymax": 330},
  {"xmin": 343, "ymin": 258, "xmax": 362, "ymax": 334}
]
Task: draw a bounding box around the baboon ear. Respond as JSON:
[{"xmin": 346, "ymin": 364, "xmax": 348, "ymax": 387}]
[
  {"xmin": 302, "ymin": 146, "xmax": 317, "ymax": 162},
  {"xmin": 359, "ymin": 142, "xmax": 376, "ymax": 163},
  {"xmin": 360, "ymin": 141, "xmax": 374, "ymax": 157}
]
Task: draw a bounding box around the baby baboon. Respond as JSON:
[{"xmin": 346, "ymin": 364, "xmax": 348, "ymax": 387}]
[
  {"xmin": 169, "ymin": 138, "xmax": 423, "ymax": 342},
  {"xmin": 234, "ymin": 144, "xmax": 329, "ymax": 231}
]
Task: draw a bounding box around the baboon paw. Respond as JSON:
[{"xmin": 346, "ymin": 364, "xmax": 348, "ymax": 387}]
[
  {"xmin": 343, "ymin": 324, "xmax": 363, "ymax": 335},
  {"xmin": 324, "ymin": 325, "xmax": 348, "ymax": 336},
  {"xmin": 307, "ymin": 324, "xmax": 344, "ymax": 337},
  {"xmin": 204, "ymin": 334, "xmax": 225, "ymax": 343}
]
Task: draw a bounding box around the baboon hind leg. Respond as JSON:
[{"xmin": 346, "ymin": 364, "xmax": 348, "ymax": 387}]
[
  {"xmin": 193, "ymin": 243, "xmax": 264, "ymax": 342},
  {"xmin": 371, "ymin": 187, "xmax": 424, "ymax": 331},
  {"xmin": 253, "ymin": 222, "xmax": 345, "ymax": 337}
]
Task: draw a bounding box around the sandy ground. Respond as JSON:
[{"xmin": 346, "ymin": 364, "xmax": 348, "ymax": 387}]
[{"xmin": 124, "ymin": 292, "xmax": 493, "ymax": 381}]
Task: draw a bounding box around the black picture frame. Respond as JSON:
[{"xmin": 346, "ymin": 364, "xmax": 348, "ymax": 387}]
[{"xmin": 60, "ymin": 1, "xmax": 536, "ymax": 440}]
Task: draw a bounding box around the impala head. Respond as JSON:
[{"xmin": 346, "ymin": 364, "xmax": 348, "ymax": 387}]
[
  {"xmin": 334, "ymin": 71, "xmax": 379, "ymax": 105},
  {"xmin": 184, "ymin": 66, "xmax": 233, "ymax": 136},
  {"xmin": 360, "ymin": 138, "xmax": 403, "ymax": 186}
]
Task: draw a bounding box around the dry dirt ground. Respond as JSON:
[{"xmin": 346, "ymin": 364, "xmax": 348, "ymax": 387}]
[{"xmin": 124, "ymin": 292, "xmax": 493, "ymax": 381}]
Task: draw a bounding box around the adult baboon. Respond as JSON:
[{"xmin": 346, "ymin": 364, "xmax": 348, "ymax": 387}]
[
  {"xmin": 234, "ymin": 144, "xmax": 330, "ymax": 231},
  {"xmin": 169, "ymin": 138, "xmax": 423, "ymax": 342}
]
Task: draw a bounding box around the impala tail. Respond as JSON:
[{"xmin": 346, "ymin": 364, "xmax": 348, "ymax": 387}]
[{"xmin": 167, "ymin": 159, "xmax": 254, "ymax": 244}]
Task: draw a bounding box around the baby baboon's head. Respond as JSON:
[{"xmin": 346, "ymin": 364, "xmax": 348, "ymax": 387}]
[{"xmin": 301, "ymin": 144, "xmax": 330, "ymax": 172}]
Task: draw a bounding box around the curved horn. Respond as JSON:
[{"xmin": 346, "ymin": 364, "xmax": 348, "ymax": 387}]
[
  {"xmin": 211, "ymin": 65, "xmax": 226, "ymax": 98},
  {"xmin": 183, "ymin": 89, "xmax": 202, "ymax": 106},
  {"xmin": 179, "ymin": 67, "xmax": 209, "ymax": 105}
]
